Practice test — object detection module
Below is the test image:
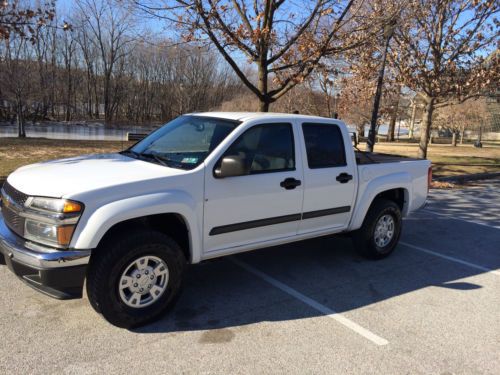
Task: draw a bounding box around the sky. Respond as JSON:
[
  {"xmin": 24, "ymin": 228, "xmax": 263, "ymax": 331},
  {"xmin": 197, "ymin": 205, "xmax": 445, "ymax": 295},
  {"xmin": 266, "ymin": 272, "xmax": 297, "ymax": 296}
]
[{"xmin": 57, "ymin": 0, "xmax": 167, "ymax": 34}]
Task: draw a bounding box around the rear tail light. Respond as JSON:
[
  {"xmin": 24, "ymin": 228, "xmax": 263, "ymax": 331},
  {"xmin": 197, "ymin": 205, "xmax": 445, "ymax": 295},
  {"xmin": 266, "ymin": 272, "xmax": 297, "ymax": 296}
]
[{"xmin": 427, "ymin": 165, "xmax": 433, "ymax": 192}]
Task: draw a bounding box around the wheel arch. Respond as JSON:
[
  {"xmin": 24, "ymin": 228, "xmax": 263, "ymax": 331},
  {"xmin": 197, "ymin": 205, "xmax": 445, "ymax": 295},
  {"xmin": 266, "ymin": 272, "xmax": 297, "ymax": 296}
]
[
  {"xmin": 71, "ymin": 192, "xmax": 202, "ymax": 263},
  {"xmin": 93, "ymin": 213, "xmax": 192, "ymax": 263},
  {"xmin": 373, "ymin": 188, "xmax": 408, "ymax": 213},
  {"xmin": 349, "ymin": 172, "xmax": 411, "ymax": 231}
]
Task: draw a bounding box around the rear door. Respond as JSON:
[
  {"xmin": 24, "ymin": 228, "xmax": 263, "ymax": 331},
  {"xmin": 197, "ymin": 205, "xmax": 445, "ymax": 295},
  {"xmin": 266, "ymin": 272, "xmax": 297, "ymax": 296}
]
[
  {"xmin": 203, "ymin": 121, "xmax": 304, "ymax": 253},
  {"xmin": 298, "ymin": 121, "xmax": 357, "ymax": 234}
]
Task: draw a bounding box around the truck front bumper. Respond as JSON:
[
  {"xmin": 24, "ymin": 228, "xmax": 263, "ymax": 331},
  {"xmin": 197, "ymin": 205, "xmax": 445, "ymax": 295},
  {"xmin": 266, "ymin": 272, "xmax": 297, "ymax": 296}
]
[{"xmin": 0, "ymin": 209, "xmax": 91, "ymax": 299}]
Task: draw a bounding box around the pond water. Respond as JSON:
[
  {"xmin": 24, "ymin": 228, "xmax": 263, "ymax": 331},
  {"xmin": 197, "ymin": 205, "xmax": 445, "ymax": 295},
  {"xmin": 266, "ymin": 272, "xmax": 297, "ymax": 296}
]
[
  {"xmin": 0, "ymin": 122, "xmax": 411, "ymax": 140},
  {"xmin": 0, "ymin": 123, "xmax": 156, "ymax": 141},
  {"xmin": 363, "ymin": 124, "xmax": 410, "ymax": 137}
]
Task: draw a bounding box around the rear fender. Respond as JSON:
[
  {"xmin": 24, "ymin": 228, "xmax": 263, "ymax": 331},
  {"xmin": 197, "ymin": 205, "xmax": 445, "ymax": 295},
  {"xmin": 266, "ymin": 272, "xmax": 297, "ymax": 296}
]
[{"xmin": 349, "ymin": 172, "xmax": 411, "ymax": 231}]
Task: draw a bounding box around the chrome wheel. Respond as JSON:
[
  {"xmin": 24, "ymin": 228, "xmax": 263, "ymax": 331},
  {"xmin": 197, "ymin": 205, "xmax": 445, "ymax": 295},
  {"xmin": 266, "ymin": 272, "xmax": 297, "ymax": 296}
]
[
  {"xmin": 118, "ymin": 255, "xmax": 169, "ymax": 308},
  {"xmin": 374, "ymin": 214, "xmax": 395, "ymax": 248}
]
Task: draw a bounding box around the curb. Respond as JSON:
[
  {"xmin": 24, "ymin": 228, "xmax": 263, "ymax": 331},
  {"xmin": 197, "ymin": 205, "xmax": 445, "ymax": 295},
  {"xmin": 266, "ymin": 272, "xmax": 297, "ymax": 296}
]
[{"xmin": 434, "ymin": 172, "xmax": 500, "ymax": 183}]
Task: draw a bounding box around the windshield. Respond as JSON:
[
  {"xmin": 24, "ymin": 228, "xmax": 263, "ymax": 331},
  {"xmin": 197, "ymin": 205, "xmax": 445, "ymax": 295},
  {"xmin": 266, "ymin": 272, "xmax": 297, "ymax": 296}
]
[{"xmin": 128, "ymin": 116, "xmax": 239, "ymax": 169}]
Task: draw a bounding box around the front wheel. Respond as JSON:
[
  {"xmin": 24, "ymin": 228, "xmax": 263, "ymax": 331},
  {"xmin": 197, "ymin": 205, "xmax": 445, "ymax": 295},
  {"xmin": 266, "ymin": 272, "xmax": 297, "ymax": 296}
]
[
  {"xmin": 352, "ymin": 199, "xmax": 402, "ymax": 259},
  {"xmin": 86, "ymin": 231, "xmax": 186, "ymax": 328}
]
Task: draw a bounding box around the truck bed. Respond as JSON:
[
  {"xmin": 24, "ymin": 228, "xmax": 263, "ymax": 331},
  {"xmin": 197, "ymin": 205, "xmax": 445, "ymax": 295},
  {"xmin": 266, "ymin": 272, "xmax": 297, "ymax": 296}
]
[{"xmin": 355, "ymin": 151, "xmax": 420, "ymax": 165}]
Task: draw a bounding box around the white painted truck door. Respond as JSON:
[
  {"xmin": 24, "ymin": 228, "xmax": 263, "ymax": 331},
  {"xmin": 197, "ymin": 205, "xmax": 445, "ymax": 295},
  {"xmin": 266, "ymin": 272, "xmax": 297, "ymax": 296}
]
[
  {"xmin": 298, "ymin": 121, "xmax": 357, "ymax": 234},
  {"xmin": 203, "ymin": 122, "xmax": 304, "ymax": 253}
]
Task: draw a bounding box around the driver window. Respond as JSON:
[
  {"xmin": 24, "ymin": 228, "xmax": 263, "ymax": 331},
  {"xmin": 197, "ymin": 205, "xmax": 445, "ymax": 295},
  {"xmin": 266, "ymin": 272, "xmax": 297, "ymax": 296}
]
[{"xmin": 223, "ymin": 123, "xmax": 295, "ymax": 175}]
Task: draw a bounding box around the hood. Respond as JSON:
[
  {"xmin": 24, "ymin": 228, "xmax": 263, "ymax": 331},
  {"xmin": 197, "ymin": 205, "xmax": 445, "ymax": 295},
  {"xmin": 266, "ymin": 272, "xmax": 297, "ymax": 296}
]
[{"xmin": 6, "ymin": 153, "xmax": 187, "ymax": 198}]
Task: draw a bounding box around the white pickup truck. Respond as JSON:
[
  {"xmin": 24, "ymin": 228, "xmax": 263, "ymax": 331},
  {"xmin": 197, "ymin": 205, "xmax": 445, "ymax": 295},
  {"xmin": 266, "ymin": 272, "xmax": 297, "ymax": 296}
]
[{"xmin": 0, "ymin": 113, "xmax": 431, "ymax": 327}]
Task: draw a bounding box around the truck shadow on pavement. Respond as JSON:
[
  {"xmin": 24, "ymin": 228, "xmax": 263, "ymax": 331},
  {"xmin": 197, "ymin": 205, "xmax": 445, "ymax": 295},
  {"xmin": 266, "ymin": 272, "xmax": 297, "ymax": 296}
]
[{"xmin": 135, "ymin": 214, "xmax": 499, "ymax": 335}]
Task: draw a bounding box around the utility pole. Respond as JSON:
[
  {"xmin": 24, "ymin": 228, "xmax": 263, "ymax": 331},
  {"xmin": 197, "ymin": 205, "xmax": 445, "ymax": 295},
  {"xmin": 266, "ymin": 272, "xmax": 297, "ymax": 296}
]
[{"xmin": 366, "ymin": 18, "xmax": 397, "ymax": 152}]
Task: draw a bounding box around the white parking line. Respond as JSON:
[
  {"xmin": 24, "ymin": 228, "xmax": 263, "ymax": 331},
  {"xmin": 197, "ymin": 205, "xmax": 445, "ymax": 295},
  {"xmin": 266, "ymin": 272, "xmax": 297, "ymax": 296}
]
[
  {"xmin": 421, "ymin": 209, "xmax": 500, "ymax": 230},
  {"xmin": 230, "ymin": 257, "xmax": 389, "ymax": 346},
  {"xmin": 400, "ymin": 242, "xmax": 500, "ymax": 276}
]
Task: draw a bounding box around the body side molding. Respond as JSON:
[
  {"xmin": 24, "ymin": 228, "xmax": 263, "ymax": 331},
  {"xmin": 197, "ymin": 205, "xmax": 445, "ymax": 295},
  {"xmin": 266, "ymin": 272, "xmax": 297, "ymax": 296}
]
[{"xmin": 209, "ymin": 206, "xmax": 351, "ymax": 236}]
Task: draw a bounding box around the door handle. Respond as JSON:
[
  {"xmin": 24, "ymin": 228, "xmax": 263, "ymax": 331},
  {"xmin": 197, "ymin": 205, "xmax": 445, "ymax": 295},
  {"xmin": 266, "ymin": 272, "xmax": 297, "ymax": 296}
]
[
  {"xmin": 280, "ymin": 178, "xmax": 302, "ymax": 190},
  {"xmin": 336, "ymin": 173, "xmax": 353, "ymax": 183}
]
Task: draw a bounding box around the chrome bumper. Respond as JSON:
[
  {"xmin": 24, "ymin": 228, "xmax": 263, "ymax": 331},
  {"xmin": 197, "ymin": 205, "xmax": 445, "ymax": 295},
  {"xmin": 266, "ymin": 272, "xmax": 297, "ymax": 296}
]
[{"xmin": 0, "ymin": 209, "xmax": 91, "ymax": 269}]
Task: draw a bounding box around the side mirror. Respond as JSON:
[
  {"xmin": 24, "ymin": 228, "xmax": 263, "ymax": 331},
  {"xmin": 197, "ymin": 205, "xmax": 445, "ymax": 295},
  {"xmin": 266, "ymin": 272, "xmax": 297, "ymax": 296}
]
[{"xmin": 214, "ymin": 155, "xmax": 246, "ymax": 178}]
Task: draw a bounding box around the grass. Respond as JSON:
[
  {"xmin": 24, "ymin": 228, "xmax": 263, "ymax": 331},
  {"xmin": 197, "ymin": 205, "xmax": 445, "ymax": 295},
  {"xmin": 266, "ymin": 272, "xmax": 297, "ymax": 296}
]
[
  {"xmin": 0, "ymin": 138, "xmax": 499, "ymax": 185},
  {"xmin": 0, "ymin": 138, "xmax": 133, "ymax": 184},
  {"xmin": 364, "ymin": 142, "xmax": 500, "ymax": 177}
]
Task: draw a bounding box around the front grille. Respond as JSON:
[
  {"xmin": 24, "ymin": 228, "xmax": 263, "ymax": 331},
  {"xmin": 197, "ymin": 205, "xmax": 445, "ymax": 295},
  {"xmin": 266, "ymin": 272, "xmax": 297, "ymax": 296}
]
[
  {"xmin": 2, "ymin": 181, "xmax": 29, "ymax": 206},
  {"xmin": 1, "ymin": 182, "xmax": 28, "ymax": 237},
  {"xmin": 2, "ymin": 205, "xmax": 25, "ymax": 237}
]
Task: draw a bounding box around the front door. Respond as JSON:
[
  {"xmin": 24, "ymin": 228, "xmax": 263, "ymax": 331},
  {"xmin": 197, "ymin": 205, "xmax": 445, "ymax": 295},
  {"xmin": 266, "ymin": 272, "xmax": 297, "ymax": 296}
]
[{"xmin": 203, "ymin": 122, "xmax": 303, "ymax": 253}]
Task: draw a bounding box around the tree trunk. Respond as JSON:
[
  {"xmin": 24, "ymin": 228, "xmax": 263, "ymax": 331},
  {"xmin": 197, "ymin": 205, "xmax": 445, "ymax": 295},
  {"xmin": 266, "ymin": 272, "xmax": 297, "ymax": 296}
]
[
  {"xmin": 418, "ymin": 98, "xmax": 435, "ymax": 159},
  {"xmin": 452, "ymin": 131, "xmax": 457, "ymax": 146},
  {"xmin": 65, "ymin": 68, "xmax": 72, "ymax": 122},
  {"xmin": 357, "ymin": 123, "xmax": 365, "ymax": 139},
  {"xmin": 259, "ymin": 100, "xmax": 270, "ymax": 112},
  {"xmin": 104, "ymin": 76, "xmax": 111, "ymax": 123},
  {"xmin": 326, "ymin": 93, "xmax": 332, "ymax": 118},
  {"xmin": 387, "ymin": 110, "xmax": 397, "ymax": 142},
  {"xmin": 387, "ymin": 92, "xmax": 400, "ymax": 142},
  {"xmin": 65, "ymin": 106, "xmax": 71, "ymax": 122},
  {"xmin": 17, "ymin": 104, "xmax": 26, "ymax": 138},
  {"xmin": 409, "ymin": 102, "xmax": 417, "ymax": 140},
  {"xmin": 94, "ymin": 79, "xmax": 100, "ymax": 119},
  {"xmin": 257, "ymin": 59, "xmax": 269, "ymax": 112}
]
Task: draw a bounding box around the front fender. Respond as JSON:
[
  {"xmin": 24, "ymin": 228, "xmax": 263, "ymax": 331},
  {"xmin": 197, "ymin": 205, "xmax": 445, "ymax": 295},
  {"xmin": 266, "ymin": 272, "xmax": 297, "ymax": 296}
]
[
  {"xmin": 71, "ymin": 191, "xmax": 202, "ymax": 262},
  {"xmin": 349, "ymin": 172, "xmax": 411, "ymax": 231}
]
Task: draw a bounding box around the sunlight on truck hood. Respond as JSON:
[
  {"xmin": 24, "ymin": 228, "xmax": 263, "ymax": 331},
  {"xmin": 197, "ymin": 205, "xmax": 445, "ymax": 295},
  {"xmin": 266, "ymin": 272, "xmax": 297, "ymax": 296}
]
[{"xmin": 6, "ymin": 153, "xmax": 187, "ymax": 198}]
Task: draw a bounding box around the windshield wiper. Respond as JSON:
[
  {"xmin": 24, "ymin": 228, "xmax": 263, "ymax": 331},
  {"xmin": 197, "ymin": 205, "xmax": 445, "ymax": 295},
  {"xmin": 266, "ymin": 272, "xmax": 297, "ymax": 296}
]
[
  {"xmin": 141, "ymin": 153, "xmax": 187, "ymax": 169},
  {"xmin": 122, "ymin": 149, "xmax": 188, "ymax": 169},
  {"xmin": 120, "ymin": 149, "xmax": 140, "ymax": 158},
  {"xmin": 149, "ymin": 154, "xmax": 170, "ymax": 167}
]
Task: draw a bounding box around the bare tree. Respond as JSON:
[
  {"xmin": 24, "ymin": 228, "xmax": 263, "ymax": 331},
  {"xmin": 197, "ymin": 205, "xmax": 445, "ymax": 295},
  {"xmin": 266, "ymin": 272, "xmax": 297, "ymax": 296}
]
[
  {"xmin": 393, "ymin": 0, "xmax": 499, "ymax": 158},
  {"xmin": 434, "ymin": 98, "xmax": 492, "ymax": 146},
  {"xmin": 59, "ymin": 27, "xmax": 77, "ymax": 121},
  {"xmin": 74, "ymin": 0, "xmax": 136, "ymax": 122},
  {"xmin": 1, "ymin": 36, "xmax": 37, "ymax": 136},
  {"xmin": 134, "ymin": 0, "xmax": 374, "ymax": 111},
  {"xmin": 74, "ymin": 18, "xmax": 100, "ymax": 118}
]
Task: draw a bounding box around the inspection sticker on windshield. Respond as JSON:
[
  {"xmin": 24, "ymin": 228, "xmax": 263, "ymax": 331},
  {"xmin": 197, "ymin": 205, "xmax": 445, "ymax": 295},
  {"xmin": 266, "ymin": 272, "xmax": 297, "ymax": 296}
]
[{"xmin": 182, "ymin": 157, "xmax": 198, "ymax": 164}]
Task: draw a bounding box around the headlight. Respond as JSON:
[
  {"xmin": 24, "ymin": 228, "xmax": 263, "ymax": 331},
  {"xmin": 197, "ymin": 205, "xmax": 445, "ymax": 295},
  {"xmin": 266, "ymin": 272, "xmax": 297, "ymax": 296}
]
[
  {"xmin": 22, "ymin": 197, "xmax": 84, "ymax": 248},
  {"xmin": 26, "ymin": 197, "xmax": 83, "ymax": 214},
  {"xmin": 24, "ymin": 221, "xmax": 76, "ymax": 248}
]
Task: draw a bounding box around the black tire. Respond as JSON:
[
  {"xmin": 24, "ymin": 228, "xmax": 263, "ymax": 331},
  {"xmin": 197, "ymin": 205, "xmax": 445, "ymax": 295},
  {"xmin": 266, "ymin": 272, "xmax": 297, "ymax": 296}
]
[
  {"xmin": 86, "ymin": 230, "xmax": 186, "ymax": 328},
  {"xmin": 352, "ymin": 198, "xmax": 402, "ymax": 260}
]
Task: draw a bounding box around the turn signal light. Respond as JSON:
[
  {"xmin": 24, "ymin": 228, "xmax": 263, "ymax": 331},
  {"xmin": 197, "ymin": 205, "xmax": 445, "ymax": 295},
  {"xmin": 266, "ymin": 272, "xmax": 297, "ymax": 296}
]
[
  {"xmin": 63, "ymin": 201, "xmax": 83, "ymax": 213},
  {"xmin": 57, "ymin": 225, "xmax": 76, "ymax": 246}
]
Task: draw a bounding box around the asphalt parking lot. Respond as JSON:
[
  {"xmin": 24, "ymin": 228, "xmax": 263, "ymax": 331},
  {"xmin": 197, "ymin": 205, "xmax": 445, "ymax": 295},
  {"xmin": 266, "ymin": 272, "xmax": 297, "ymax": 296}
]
[{"xmin": 1, "ymin": 179, "xmax": 499, "ymax": 374}]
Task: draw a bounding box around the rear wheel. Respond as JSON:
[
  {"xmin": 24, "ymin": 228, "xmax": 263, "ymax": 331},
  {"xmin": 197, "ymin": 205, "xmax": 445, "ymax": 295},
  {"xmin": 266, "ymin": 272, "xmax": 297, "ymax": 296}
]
[
  {"xmin": 353, "ymin": 199, "xmax": 402, "ymax": 259},
  {"xmin": 86, "ymin": 230, "xmax": 186, "ymax": 328}
]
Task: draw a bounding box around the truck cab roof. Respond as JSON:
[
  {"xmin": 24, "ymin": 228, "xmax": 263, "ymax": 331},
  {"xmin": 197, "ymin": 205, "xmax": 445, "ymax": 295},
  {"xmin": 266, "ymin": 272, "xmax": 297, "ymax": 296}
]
[{"xmin": 188, "ymin": 112, "xmax": 337, "ymax": 122}]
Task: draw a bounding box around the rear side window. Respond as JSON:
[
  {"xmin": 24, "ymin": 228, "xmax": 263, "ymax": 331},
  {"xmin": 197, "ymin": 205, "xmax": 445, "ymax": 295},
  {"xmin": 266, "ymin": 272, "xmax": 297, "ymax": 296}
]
[
  {"xmin": 302, "ymin": 123, "xmax": 346, "ymax": 168},
  {"xmin": 223, "ymin": 123, "xmax": 295, "ymax": 174}
]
